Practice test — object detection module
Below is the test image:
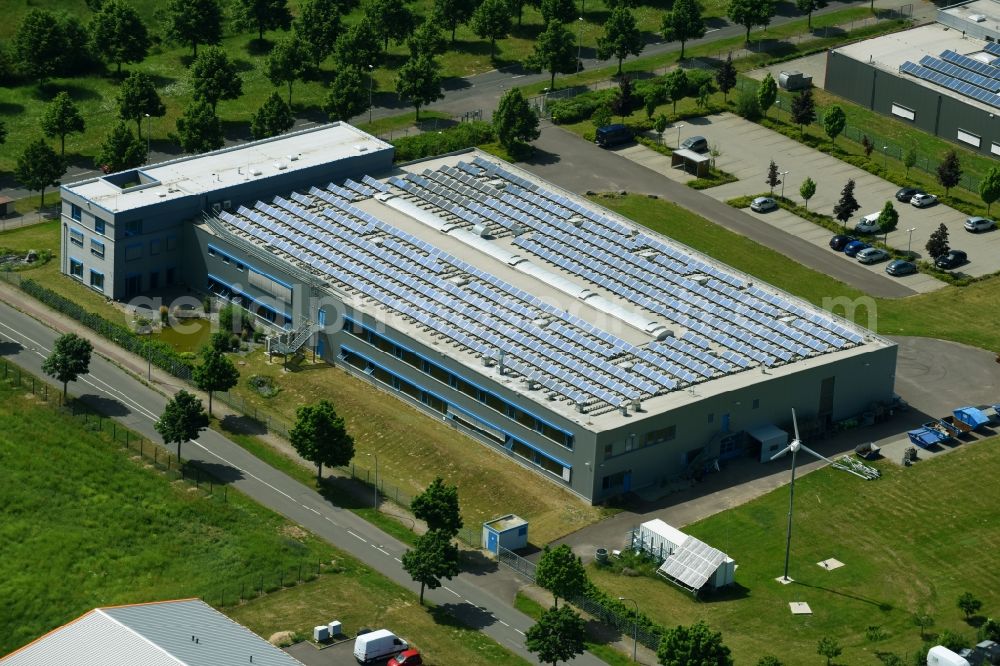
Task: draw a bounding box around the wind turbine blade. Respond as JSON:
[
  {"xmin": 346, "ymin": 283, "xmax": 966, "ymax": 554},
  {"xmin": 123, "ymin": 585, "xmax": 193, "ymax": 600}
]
[
  {"xmin": 791, "ymin": 408, "xmax": 801, "ymax": 443},
  {"xmin": 770, "ymin": 445, "xmax": 793, "ymax": 461},
  {"xmin": 799, "ymin": 443, "xmax": 836, "ymax": 465}
]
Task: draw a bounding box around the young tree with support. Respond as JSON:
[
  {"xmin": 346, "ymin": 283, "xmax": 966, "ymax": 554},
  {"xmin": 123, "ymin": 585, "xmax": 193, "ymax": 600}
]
[
  {"xmin": 756, "ymin": 72, "xmax": 776, "ymax": 117},
  {"xmin": 800, "ymin": 176, "xmax": 816, "ymax": 209},
  {"xmin": 903, "ymin": 146, "xmax": 917, "ymax": 177},
  {"xmin": 401, "ymin": 529, "xmax": 460, "ymax": 604},
  {"xmin": 822, "ymin": 104, "xmax": 845, "ymax": 146},
  {"xmin": 597, "ymin": 7, "xmax": 643, "ymax": 75},
  {"xmin": 535, "ymin": 544, "xmax": 587, "ymax": 608},
  {"xmin": 155, "ymin": 390, "xmax": 210, "ymax": 460},
  {"xmin": 526, "ymin": 20, "xmax": 577, "ymax": 91},
  {"xmin": 661, "ymin": 0, "xmax": 705, "ymax": 60},
  {"xmin": 980, "ymin": 165, "xmax": 1000, "ymax": 215},
  {"xmin": 410, "ymin": 477, "xmax": 463, "ymax": 537},
  {"xmin": 15, "ymin": 139, "xmax": 65, "ymax": 208},
  {"xmin": 817, "ymin": 636, "xmax": 842, "ymax": 666},
  {"xmin": 290, "ymin": 400, "xmax": 355, "ymax": 482},
  {"xmin": 395, "ymin": 54, "xmax": 444, "ymax": 120},
  {"xmin": 90, "ymin": 0, "xmax": 150, "ymax": 75},
  {"xmin": 192, "ymin": 346, "xmax": 240, "ymax": 417},
  {"xmin": 42, "ymin": 333, "xmax": 93, "ymax": 400},
  {"xmin": 525, "ymin": 605, "xmax": 586, "ymax": 666},
  {"xmin": 957, "ymin": 592, "xmax": 982, "ymax": 619},
  {"xmin": 715, "ymin": 52, "xmax": 737, "ymax": 102},
  {"xmin": 41, "ymin": 92, "xmax": 85, "ymax": 159}
]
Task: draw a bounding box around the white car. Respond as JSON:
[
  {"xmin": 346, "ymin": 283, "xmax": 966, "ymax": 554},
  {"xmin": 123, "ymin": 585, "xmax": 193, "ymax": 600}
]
[
  {"xmin": 910, "ymin": 193, "xmax": 938, "ymax": 208},
  {"xmin": 855, "ymin": 213, "xmax": 881, "ymax": 234},
  {"xmin": 965, "ymin": 216, "xmax": 996, "ymax": 233}
]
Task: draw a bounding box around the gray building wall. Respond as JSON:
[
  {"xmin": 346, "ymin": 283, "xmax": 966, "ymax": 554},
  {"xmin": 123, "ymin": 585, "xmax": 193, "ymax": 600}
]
[{"xmin": 825, "ymin": 50, "xmax": 1000, "ymax": 157}]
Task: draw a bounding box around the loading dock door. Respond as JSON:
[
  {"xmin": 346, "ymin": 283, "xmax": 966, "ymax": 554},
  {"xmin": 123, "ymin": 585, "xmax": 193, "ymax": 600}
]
[{"xmin": 747, "ymin": 424, "xmax": 789, "ymax": 463}]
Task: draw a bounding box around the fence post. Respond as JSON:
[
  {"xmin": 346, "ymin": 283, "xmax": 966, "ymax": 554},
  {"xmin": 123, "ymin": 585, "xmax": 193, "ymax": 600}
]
[
  {"xmin": 298, "ymin": 563, "xmax": 303, "ymax": 582},
  {"xmin": 259, "ymin": 575, "xmax": 264, "ymax": 597},
  {"xmin": 241, "ymin": 582, "xmax": 245, "ymax": 602}
]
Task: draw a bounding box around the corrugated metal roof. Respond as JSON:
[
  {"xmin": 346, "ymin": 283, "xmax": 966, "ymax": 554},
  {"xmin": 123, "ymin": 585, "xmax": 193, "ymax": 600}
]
[{"xmin": 2, "ymin": 600, "xmax": 305, "ymax": 666}]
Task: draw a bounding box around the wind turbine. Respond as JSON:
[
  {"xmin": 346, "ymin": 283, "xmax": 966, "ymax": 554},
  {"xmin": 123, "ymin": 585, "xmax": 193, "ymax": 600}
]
[{"xmin": 771, "ymin": 409, "xmax": 879, "ymax": 583}]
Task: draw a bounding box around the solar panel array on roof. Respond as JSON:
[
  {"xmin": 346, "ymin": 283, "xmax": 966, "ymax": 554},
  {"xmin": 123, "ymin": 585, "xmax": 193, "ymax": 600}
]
[
  {"xmin": 212, "ymin": 158, "xmax": 868, "ymax": 414},
  {"xmin": 900, "ymin": 50, "xmax": 1000, "ymax": 109},
  {"xmin": 657, "ymin": 537, "xmax": 729, "ymax": 591}
]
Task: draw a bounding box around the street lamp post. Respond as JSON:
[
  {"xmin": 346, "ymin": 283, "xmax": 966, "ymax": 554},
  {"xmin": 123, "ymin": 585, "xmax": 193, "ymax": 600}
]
[
  {"xmin": 368, "ymin": 64, "xmax": 375, "ymax": 124},
  {"xmin": 577, "ymin": 17, "xmax": 583, "ymax": 74},
  {"xmin": 906, "ymin": 226, "xmax": 917, "ymax": 255},
  {"xmin": 676, "ymin": 124, "xmax": 685, "ymax": 148},
  {"xmin": 883, "ymin": 145, "xmax": 889, "ymax": 169},
  {"xmin": 779, "ymin": 171, "xmax": 790, "ymax": 199},
  {"xmin": 618, "ymin": 597, "xmax": 639, "ymax": 662},
  {"xmin": 367, "ymin": 452, "xmax": 379, "ymax": 509},
  {"xmin": 144, "ymin": 113, "xmax": 151, "ymax": 161}
]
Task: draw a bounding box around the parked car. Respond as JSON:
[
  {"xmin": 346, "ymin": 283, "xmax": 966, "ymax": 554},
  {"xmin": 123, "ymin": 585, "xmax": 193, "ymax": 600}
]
[
  {"xmin": 843, "ymin": 240, "xmax": 871, "ymax": 257},
  {"xmin": 750, "ymin": 196, "xmax": 778, "ymax": 212},
  {"xmin": 679, "ymin": 135, "xmax": 709, "ymax": 152},
  {"xmin": 594, "ymin": 124, "xmax": 634, "ymax": 147},
  {"xmin": 964, "ymin": 216, "xmax": 996, "ymax": 232},
  {"xmin": 856, "ymin": 247, "xmax": 890, "ymax": 264},
  {"xmin": 910, "ymin": 192, "xmax": 938, "ymax": 208},
  {"xmin": 885, "ymin": 259, "xmax": 917, "ymax": 276},
  {"xmin": 854, "ymin": 213, "xmax": 881, "ymax": 234},
  {"xmin": 935, "ymin": 249, "xmax": 968, "ymax": 269},
  {"xmin": 389, "ymin": 649, "xmax": 423, "ymax": 665},
  {"xmin": 895, "ymin": 187, "xmax": 922, "ymax": 203},
  {"xmin": 354, "ymin": 630, "xmax": 408, "ymax": 664},
  {"xmin": 829, "ymin": 234, "xmax": 856, "ymax": 251}
]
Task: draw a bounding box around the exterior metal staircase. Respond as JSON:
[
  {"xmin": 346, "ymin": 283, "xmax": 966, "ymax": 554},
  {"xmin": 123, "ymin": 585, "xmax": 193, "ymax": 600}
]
[
  {"xmin": 268, "ymin": 320, "xmax": 319, "ymax": 356},
  {"xmin": 682, "ymin": 430, "xmax": 725, "ymax": 480}
]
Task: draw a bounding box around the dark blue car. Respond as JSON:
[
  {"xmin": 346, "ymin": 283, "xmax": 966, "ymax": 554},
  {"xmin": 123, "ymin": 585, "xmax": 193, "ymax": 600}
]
[{"xmin": 844, "ymin": 240, "xmax": 871, "ymax": 257}]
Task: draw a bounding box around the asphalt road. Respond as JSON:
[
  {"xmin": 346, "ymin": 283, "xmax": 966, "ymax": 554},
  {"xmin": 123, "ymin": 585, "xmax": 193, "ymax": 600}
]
[
  {"xmin": 0, "ymin": 298, "xmax": 602, "ymax": 666},
  {"xmin": 519, "ymin": 123, "xmax": 917, "ymax": 299}
]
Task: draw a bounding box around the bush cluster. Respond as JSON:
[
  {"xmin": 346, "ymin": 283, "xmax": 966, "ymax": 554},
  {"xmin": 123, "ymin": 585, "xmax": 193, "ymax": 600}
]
[{"xmin": 393, "ymin": 122, "xmax": 495, "ymax": 162}]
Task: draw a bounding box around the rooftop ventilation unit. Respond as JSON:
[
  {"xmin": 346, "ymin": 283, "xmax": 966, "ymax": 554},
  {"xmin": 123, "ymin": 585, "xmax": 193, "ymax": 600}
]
[
  {"xmin": 570, "ymin": 215, "xmax": 585, "ymax": 227},
  {"xmin": 472, "ymin": 223, "xmax": 488, "ymax": 237},
  {"xmin": 488, "ymin": 179, "xmax": 507, "ymax": 190},
  {"xmin": 288, "ymin": 154, "xmax": 300, "ymax": 161},
  {"xmin": 250, "ymin": 168, "xmax": 263, "ymax": 177},
  {"xmin": 970, "ymin": 13, "xmax": 986, "ymax": 21},
  {"xmin": 274, "ymin": 162, "xmax": 288, "ymax": 170},
  {"xmin": 690, "ymin": 273, "xmax": 710, "ymax": 286}
]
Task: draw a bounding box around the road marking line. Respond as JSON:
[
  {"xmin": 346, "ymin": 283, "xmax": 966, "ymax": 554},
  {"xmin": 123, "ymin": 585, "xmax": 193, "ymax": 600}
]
[
  {"xmin": 376, "ymin": 547, "xmax": 391, "ymax": 556},
  {"xmin": 498, "ymin": 620, "xmax": 509, "ymax": 627},
  {"xmin": 394, "ymin": 557, "xmax": 402, "ymax": 563},
  {"xmin": 325, "ymin": 517, "xmax": 341, "ymax": 526},
  {"xmin": 348, "ymin": 530, "xmax": 368, "ymax": 543},
  {"xmin": 0, "ymin": 320, "xmax": 49, "ymax": 351},
  {"xmin": 306, "ymin": 506, "xmax": 321, "ymax": 514},
  {"xmin": 443, "ymin": 586, "xmax": 461, "ymax": 597},
  {"xmin": 514, "ymin": 629, "xmax": 525, "ymax": 636}
]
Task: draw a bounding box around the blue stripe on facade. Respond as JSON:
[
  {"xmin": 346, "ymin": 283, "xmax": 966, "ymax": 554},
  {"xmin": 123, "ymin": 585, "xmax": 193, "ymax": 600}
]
[{"xmin": 207, "ymin": 273, "xmax": 292, "ymax": 318}]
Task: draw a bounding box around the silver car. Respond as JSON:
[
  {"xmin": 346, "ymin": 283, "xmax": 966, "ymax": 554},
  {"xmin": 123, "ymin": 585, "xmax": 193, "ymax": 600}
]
[
  {"xmin": 750, "ymin": 196, "xmax": 777, "ymax": 212},
  {"xmin": 856, "ymin": 247, "xmax": 890, "ymax": 264},
  {"xmin": 965, "ymin": 216, "xmax": 996, "ymax": 233}
]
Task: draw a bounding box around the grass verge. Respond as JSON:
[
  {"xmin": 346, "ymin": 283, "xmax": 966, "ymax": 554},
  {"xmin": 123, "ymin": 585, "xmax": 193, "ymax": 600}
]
[{"xmin": 586, "ymin": 441, "xmax": 1000, "ymax": 664}]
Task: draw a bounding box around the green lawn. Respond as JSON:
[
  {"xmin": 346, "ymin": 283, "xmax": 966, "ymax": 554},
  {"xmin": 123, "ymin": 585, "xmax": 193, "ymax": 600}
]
[
  {"xmin": 0, "ymin": 368, "xmax": 336, "ymax": 656},
  {"xmin": 587, "ymin": 441, "xmax": 1000, "ymax": 664}
]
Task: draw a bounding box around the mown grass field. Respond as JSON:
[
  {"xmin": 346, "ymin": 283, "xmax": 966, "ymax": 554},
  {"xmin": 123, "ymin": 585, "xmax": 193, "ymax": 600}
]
[
  {"xmin": 588, "ymin": 441, "xmax": 1000, "ymax": 665},
  {"xmin": 228, "ymin": 570, "xmax": 531, "ymax": 666},
  {"xmin": 0, "ymin": 370, "xmax": 336, "ymax": 656}
]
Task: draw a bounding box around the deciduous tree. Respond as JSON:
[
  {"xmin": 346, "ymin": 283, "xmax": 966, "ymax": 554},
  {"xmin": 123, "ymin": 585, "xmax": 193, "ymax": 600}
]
[
  {"xmin": 401, "ymin": 529, "xmax": 461, "ymax": 604},
  {"xmin": 155, "ymin": 389, "xmax": 209, "ymax": 460},
  {"xmin": 937, "ymin": 150, "xmax": 962, "ymax": 196},
  {"xmin": 860, "ymin": 134, "xmax": 874, "ymax": 158},
  {"xmin": 42, "ymin": 333, "xmax": 93, "ymax": 399},
  {"xmin": 817, "ymin": 636, "xmax": 842, "ymax": 666},
  {"xmin": 432, "ymin": 0, "xmax": 477, "ymax": 43},
  {"xmin": 42, "ymin": 92, "xmax": 86, "ymax": 158},
  {"xmin": 16, "ymin": 139, "xmax": 64, "ymax": 208},
  {"xmin": 833, "ymin": 178, "xmax": 860, "ymax": 229},
  {"xmin": 664, "ymin": 68, "xmax": 688, "ymax": 114},
  {"xmin": 95, "ymin": 122, "xmax": 146, "ymax": 173},
  {"xmin": 766, "ymin": 159, "xmax": 780, "ymax": 193},
  {"xmin": 925, "ymin": 222, "xmax": 950, "ymax": 259},
  {"xmin": 656, "ymin": 620, "xmax": 734, "ymax": 666},
  {"xmin": 525, "ymin": 20, "xmax": 577, "ymax": 90},
  {"xmin": 980, "ymin": 165, "xmax": 1000, "ymax": 215},
  {"xmin": 877, "ymin": 200, "xmax": 898, "ymax": 242},
  {"xmin": 265, "ymin": 35, "xmax": 311, "ymax": 106},
  {"xmin": 14, "ymin": 9, "xmax": 71, "ymax": 83},
  {"xmin": 823, "ymin": 104, "xmax": 845, "ymax": 145},
  {"xmin": 90, "ymin": 0, "xmax": 150, "ymax": 74},
  {"xmin": 958, "ymin": 592, "xmax": 983, "ymax": 619},
  {"xmin": 364, "ymin": 0, "xmax": 416, "ymax": 52},
  {"xmin": 535, "ymin": 544, "xmax": 587, "ymax": 608},
  {"xmin": 591, "ymin": 104, "xmax": 612, "ymax": 129},
  {"xmin": 716, "ymin": 52, "xmax": 737, "ymax": 102},
  {"xmin": 323, "ymin": 67, "xmax": 368, "ymax": 121},
  {"xmin": 175, "ymin": 99, "xmax": 224, "ymax": 153},
  {"xmin": 408, "ymin": 19, "xmax": 447, "ymax": 57},
  {"xmin": 540, "ymin": 0, "xmax": 577, "ymax": 24},
  {"xmin": 165, "ymin": 0, "xmax": 223, "ymax": 56},
  {"xmin": 294, "ymin": 0, "xmax": 342, "ymax": 67},
  {"xmin": 757, "ymin": 656, "xmax": 783, "ymax": 666},
  {"xmin": 795, "ymin": 0, "xmax": 826, "ymax": 28},
  {"xmin": 290, "ymin": 400, "xmax": 355, "ymax": 481},
  {"xmin": 912, "ymin": 612, "xmax": 935, "ymax": 640},
  {"xmin": 395, "ymin": 55, "xmax": 444, "ymax": 119},
  {"xmin": 0, "ymin": 120, "xmax": 7, "ymax": 146},
  {"xmin": 800, "ymin": 176, "xmax": 816, "ymax": 209},
  {"xmin": 756, "ymin": 72, "xmax": 776, "ymax": 117},
  {"xmin": 493, "ymin": 88, "xmax": 540, "ymax": 148},
  {"xmin": 250, "ymin": 91, "xmax": 295, "ymax": 138},
  {"xmin": 411, "ymin": 477, "xmax": 463, "ymax": 536},
  {"xmin": 232, "ymin": 0, "xmax": 292, "ymax": 41},
  {"xmin": 471, "ymin": 0, "xmax": 513, "ymax": 62},
  {"xmin": 654, "ymin": 113, "xmax": 668, "ymax": 142},
  {"xmin": 117, "ymin": 71, "xmax": 165, "ymax": 139},
  {"xmin": 192, "ymin": 346, "xmax": 239, "ymax": 416},
  {"xmin": 727, "ymin": 0, "xmax": 776, "ymax": 44},
  {"xmin": 662, "ymin": 0, "xmax": 705, "ymax": 60},
  {"xmin": 526, "ymin": 605, "xmax": 587, "ymax": 666},
  {"xmin": 334, "ymin": 19, "xmax": 381, "ymax": 71},
  {"xmin": 597, "ymin": 7, "xmax": 643, "ymax": 75},
  {"xmin": 790, "ymin": 88, "xmax": 815, "ymax": 132},
  {"xmin": 903, "ymin": 146, "xmax": 917, "ymax": 176},
  {"xmin": 190, "ymin": 47, "xmax": 243, "ymax": 112}
]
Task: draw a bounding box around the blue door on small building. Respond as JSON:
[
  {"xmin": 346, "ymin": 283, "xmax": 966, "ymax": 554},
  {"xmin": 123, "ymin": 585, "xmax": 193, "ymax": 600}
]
[
  {"xmin": 318, "ymin": 308, "xmax": 327, "ymax": 327},
  {"xmin": 622, "ymin": 471, "xmax": 632, "ymax": 492},
  {"xmin": 487, "ymin": 530, "xmax": 498, "ymax": 553},
  {"xmin": 316, "ymin": 337, "xmax": 325, "ymax": 358}
]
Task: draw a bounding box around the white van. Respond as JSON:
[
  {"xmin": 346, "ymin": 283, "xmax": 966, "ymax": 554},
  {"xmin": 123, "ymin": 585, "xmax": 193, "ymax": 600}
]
[
  {"xmin": 855, "ymin": 212, "xmax": 881, "ymax": 235},
  {"xmin": 354, "ymin": 629, "xmax": 408, "ymax": 663}
]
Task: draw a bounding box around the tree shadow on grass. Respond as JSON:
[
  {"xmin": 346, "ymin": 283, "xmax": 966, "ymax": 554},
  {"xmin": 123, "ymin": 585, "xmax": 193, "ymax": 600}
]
[
  {"xmin": 811, "ymin": 26, "xmax": 847, "ymax": 38},
  {"xmin": 245, "ymin": 38, "xmax": 275, "ymax": 56},
  {"xmin": 34, "ymin": 81, "xmax": 101, "ymax": 102},
  {"xmin": 219, "ymin": 413, "xmax": 268, "ymax": 436},
  {"xmin": 442, "ymin": 76, "xmax": 473, "ymax": 91},
  {"xmin": 794, "ymin": 580, "xmax": 894, "ymax": 612},
  {"xmin": 318, "ymin": 475, "xmax": 377, "ymax": 510},
  {"xmin": 221, "ymin": 119, "xmax": 253, "ymax": 142},
  {"xmin": 430, "ymin": 602, "xmax": 498, "ymax": 631},
  {"xmin": 773, "ymin": 0, "xmax": 800, "ymax": 17},
  {"xmin": 695, "ymin": 582, "xmax": 751, "ymax": 603},
  {"xmin": 749, "ymin": 39, "xmax": 797, "ymax": 59},
  {"xmin": 416, "ymin": 116, "xmax": 458, "ymax": 132},
  {"xmin": 150, "ymin": 138, "xmax": 185, "ymax": 157},
  {"xmin": 0, "ymin": 102, "xmax": 25, "ymax": 115}
]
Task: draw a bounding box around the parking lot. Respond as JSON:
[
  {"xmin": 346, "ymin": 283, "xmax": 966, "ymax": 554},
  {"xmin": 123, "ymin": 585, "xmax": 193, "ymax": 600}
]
[
  {"xmin": 623, "ymin": 110, "xmax": 1000, "ymax": 293},
  {"xmin": 284, "ymin": 639, "xmax": 368, "ymax": 666}
]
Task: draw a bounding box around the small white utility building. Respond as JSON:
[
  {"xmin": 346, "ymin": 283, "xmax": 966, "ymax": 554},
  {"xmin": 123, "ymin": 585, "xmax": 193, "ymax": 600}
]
[{"xmin": 630, "ymin": 519, "xmax": 735, "ymax": 594}]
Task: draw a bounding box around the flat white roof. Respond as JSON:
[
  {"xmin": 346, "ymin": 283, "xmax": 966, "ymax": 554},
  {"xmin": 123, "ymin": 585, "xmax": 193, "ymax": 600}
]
[
  {"xmin": 832, "ymin": 24, "xmax": 999, "ymax": 112},
  {"xmin": 63, "ymin": 124, "xmax": 390, "ymax": 214},
  {"xmin": 207, "ymin": 147, "xmax": 890, "ymax": 430},
  {"xmin": 940, "ymin": 0, "xmax": 1000, "ymax": 26}
]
